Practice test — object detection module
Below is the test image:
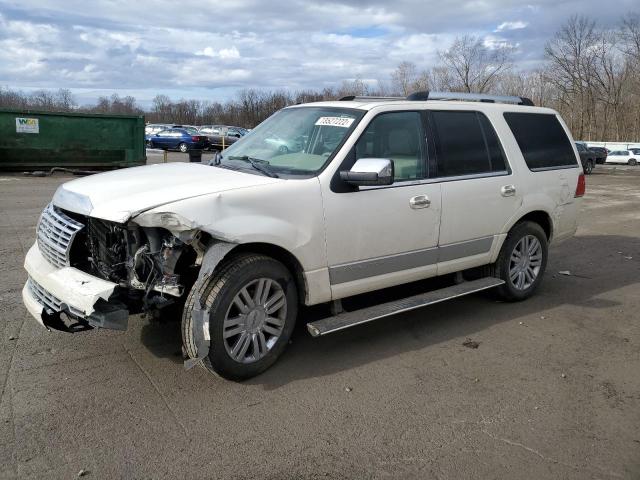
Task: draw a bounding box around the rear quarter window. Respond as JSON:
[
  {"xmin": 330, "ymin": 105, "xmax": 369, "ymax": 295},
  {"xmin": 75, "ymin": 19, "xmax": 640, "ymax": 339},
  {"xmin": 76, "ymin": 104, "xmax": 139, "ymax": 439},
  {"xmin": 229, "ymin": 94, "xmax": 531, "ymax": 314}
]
[{"xmin": 503, "ymin": 112, "xmax": 578, "ymax": 170}]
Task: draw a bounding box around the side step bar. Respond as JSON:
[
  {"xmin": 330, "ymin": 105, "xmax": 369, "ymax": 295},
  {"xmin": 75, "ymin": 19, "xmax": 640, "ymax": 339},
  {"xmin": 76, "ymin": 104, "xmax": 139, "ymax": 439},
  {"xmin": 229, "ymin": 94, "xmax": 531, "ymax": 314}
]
[{"xmin": 307, "ymin": 277, "xmax": 505, "ymax": 337}]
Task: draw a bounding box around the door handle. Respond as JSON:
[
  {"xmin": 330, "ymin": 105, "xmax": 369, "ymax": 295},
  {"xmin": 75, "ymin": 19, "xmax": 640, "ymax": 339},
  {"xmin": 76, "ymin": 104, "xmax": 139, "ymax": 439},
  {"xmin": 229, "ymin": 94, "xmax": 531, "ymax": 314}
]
[
  {"xmin": 501, "ymin": 185, "xmax": 516, "ymax": 197},
  {"xmin": 409, "ymin": 195, "xmax": 431, "ymax": 209}
]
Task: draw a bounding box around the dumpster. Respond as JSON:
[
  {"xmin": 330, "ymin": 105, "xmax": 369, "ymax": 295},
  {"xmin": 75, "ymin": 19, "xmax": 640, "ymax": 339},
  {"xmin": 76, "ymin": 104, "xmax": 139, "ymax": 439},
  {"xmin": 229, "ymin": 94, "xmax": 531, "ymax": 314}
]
[{"xmin": 0, "ymin": 109, "xmax": 146, "ymax": 170}]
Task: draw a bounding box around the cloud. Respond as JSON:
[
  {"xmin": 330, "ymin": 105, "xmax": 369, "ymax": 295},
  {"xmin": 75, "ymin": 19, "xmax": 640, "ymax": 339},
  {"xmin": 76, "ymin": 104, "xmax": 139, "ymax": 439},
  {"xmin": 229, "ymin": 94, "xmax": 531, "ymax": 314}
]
[
  {"xmin": 483, "ymin": 34, "xmax": 519, "ymax": 50},
  {"xmin": 494, "ymin": 20, "xmax": 528, "ymax": 32},
  {"xmin": 0, "ymin": 0, "xmax": 633, "ymax": 105},
  {"xmin": 197, "ymin": 46, "xmax": 241, "ymax": 59}
]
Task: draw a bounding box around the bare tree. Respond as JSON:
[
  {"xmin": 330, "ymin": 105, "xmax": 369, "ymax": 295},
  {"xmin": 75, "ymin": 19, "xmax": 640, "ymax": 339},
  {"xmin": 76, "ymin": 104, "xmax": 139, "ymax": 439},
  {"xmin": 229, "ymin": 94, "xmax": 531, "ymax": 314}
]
[
  {"xmin": 54, "ymin": 89, "xmax": 76, "ymax": 111},
  {"xmin": 544, "ymin": 16, "xmax": 600, "ymax": 138},
  {"xmin": 438, "ymin": 35, "xmax": 512, "ymax": 93},
  {"xmin": 620, "ymin": 13, "xmax": 640, "ymax": 64},
  {"xmin": 390, "ymin": 61, "xmax": 417, "ymax": 95}
]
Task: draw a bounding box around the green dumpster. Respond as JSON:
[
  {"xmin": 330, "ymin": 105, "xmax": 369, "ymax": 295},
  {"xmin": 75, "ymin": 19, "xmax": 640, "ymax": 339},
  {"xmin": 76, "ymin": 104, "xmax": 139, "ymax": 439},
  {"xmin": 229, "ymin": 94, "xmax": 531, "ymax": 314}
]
[{"xmin": 0, "ymin": 109, "xmax": 146, "ymax": 170}]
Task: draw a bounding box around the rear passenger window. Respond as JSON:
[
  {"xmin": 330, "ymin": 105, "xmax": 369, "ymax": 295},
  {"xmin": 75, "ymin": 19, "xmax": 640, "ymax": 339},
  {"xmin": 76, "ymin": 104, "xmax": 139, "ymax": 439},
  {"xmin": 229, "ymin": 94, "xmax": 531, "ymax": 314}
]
[
  {"xmin": 430, "ymin": 111, "xmax": 507, "ymax": 177},
  {"xmin": 355, "ymin": 111, "xmax": 426, "ymax": 182},
  {"xmin": 504, "ymin": 112, "xmax": 578, "ymax": 170}
]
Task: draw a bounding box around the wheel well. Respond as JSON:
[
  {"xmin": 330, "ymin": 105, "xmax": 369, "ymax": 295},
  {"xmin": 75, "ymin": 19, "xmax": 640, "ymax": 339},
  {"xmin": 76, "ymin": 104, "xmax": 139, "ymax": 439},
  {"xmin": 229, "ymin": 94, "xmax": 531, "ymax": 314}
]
[
  {"xmin": 516, "ymin": 211, "xmax": 552, "ymax": 240},
  {"xmin": 229, "ymin": 243, "xmax": 307, "ymax": 304}
]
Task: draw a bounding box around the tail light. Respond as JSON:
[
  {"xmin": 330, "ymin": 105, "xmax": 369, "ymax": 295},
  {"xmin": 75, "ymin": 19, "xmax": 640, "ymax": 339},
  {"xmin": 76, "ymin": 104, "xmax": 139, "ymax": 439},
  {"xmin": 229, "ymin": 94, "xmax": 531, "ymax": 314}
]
[
  {"xmin": 575, "ymin": 173, "xmax": 586, "ymax": 197},
  {"xmin": 191, "ymin": 136, "xmax": 199, "ymax": 142}
]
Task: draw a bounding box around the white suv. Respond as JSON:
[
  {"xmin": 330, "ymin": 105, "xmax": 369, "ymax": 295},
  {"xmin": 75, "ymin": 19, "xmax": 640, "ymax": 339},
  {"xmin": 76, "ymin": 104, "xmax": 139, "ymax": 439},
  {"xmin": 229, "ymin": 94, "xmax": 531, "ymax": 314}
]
[{"xmin": 23, "ymin": 91, "xmax": 585, "ymax": 380}]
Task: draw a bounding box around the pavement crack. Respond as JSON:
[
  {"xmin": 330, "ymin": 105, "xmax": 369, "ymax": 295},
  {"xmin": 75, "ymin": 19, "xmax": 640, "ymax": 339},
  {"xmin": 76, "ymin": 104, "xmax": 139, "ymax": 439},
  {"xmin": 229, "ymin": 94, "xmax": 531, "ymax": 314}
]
[
  {"xmin": 481, "ymin": 430, "xmax": 623, "ymax": 478},
  {"xmin": 123, "ymin": 345, "xmax": 189, "ymax": 438}
]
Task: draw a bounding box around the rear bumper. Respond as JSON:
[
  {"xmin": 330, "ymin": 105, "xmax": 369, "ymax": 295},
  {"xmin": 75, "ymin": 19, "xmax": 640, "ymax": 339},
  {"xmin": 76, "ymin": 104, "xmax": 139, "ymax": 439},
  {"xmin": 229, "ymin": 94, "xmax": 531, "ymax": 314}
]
[{"xmin": 23, "ymin": 243, "xmax": 128, "ymax": 332}]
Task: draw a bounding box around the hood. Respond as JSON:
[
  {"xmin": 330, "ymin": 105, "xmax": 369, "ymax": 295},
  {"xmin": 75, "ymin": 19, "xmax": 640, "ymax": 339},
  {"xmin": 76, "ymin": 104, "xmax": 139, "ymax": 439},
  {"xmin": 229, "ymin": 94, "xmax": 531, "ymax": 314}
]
[{"xmin": 52, "ymin": 162, "xmax": 280, "ymax": 223}]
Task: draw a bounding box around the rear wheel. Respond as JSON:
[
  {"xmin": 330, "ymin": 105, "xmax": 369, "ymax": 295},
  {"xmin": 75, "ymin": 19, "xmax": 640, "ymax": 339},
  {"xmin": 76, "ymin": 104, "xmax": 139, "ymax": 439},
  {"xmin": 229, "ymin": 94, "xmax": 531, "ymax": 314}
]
[
  {"xmin": 179, "ymin": 142, "xmax": 188, "ymax": 153},
  {"xmin": 493, "ymin": 221, "xmax": 548, "ymax": 301},
  {"xmin": 182, "ymin": 254, "xmax": 297, "ymax": 381},
  {"xmin": 629, "ymin": 158, "xmax": 637, "ymax": 166},
  {"xmin": 584, "ymin": 160, "xmax": 594, "ymax": 174}
]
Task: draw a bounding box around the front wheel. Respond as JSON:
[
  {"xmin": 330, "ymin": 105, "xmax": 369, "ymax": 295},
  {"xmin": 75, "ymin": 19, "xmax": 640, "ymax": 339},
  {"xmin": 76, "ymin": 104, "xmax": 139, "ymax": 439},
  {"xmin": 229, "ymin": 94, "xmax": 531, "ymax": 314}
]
[
  {"xmin": 178, "ymin": 142, "xmax": 188, "ymax": 153},
  {"xmin": 629, "ymin": 158, "xmax": 637, "ymax": 166},
  {"xmin": 493, "ymin": 221, "xmax": 548, "ymax": 301},
  {"xmin": 182, "ymin": 254, "xmax": 297, "ymax": 381}
]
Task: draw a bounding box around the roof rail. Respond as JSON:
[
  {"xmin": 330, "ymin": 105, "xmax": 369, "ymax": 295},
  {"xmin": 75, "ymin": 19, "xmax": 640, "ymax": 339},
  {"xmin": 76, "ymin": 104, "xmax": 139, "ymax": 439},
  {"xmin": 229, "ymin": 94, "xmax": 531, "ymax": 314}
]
[
  {"xmin": 338, "ymin": 91, "xmax": 534, "ymax": 106},
  {"xmin": 339, "ymin": 95, "xmax": 404, "ymax": 101},
  {"xmin": 407, "ymin": 90, "xmax": 534, "ymax": 106}
]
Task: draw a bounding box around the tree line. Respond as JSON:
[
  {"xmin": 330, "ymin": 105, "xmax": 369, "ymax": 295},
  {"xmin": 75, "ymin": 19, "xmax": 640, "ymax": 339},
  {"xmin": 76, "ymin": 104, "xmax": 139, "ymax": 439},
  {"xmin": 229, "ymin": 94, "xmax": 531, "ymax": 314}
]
[{"xmin": 1, "ymin": 13, "xmax": 639, "ymax": 141}]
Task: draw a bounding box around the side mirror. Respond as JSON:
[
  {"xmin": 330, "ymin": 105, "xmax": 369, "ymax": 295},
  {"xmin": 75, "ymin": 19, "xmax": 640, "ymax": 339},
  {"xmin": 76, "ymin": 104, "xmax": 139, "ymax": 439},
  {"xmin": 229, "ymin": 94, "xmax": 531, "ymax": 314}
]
[{"xmin": 340, "ymin": 158, "xmax": 394, "ymax": 186}]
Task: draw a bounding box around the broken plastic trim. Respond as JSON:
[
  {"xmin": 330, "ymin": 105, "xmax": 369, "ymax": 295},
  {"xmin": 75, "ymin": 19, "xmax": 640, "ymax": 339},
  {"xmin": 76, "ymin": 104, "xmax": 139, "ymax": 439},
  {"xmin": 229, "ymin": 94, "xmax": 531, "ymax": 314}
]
[
  {"xmin": 41, "ymin": 299, "xmax": 129, "ymax": 333},
  {"xmin": 183, "ymin": 241, "xmax": 236, "ymax": 370}
]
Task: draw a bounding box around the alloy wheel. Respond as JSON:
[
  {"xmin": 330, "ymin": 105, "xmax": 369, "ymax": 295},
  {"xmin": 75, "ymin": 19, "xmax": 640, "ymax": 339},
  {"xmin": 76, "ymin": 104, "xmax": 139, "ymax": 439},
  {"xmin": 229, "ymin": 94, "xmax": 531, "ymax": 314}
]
[
  {"xmin": 509, "ymin": 235, "xmax": 543, "ymax": 290},
  {"xmin": 222, "ymin": 278, "xmax": 287, "ymax": 364}
]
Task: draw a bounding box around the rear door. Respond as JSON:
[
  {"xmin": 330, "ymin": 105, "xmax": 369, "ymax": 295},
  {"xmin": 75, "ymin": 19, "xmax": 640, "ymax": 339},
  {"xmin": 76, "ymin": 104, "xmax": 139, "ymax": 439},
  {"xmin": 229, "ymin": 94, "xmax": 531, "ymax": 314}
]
[
  {"xmin": 169, "ymin": 129, "xmax": 184, "ymax": 148},
  {"xmin": 426, "ymin": 110, "xmax": 520, "ymax": 275}
]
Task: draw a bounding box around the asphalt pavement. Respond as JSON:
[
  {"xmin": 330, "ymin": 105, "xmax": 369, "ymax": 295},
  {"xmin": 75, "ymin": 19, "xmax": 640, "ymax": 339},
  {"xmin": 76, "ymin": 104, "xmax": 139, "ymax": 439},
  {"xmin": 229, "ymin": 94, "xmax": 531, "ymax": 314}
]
[{"xmin": 1, "ymin": 163, "xmax": 639, "ymax": 479}]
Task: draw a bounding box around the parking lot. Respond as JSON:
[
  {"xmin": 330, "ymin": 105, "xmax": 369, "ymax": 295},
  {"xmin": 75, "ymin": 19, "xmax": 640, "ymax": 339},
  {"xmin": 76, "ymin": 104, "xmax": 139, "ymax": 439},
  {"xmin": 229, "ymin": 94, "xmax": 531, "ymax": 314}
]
[{"xmin": 1, "ymin": 163, "xmax": 639, "ymax": 479}]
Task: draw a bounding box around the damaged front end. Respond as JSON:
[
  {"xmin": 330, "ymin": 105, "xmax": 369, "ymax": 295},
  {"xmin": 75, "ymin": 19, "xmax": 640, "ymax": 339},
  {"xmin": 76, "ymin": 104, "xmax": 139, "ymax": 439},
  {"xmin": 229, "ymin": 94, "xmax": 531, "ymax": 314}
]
[
  {"xmin": 24, "ymin": 203, "xmax": 202, "ymax": 333},
  {"xmin": 72, "ymin": 215, "xmax": 198, "ymax": 306}
]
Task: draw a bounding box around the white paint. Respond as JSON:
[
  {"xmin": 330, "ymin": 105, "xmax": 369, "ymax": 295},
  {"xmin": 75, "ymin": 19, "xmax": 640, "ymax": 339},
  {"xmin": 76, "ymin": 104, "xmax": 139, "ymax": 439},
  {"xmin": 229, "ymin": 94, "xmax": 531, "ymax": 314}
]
[
  {"xmin": 26, "ymin": 98, "xmax": 582, "ymax": 318},
  {"xmin": 52, "ymin": 162, "xmax": 280, "ymax": 223},
  {"xmin": 23, "ymin": 244, "xmax": 117, "ymax": 316}
]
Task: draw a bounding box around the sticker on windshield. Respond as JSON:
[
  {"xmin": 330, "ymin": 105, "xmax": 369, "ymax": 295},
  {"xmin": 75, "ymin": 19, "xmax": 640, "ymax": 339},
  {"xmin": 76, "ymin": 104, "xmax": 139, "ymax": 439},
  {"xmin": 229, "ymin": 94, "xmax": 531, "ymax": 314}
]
[{"xmin": 315, "ymin": 117, "xmax": 355, "ymax": 128}]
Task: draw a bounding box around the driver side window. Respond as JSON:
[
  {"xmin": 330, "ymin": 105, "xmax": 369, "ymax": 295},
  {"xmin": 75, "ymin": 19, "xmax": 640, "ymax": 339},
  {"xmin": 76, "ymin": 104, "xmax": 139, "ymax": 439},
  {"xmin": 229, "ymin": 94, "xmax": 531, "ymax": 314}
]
[{"xmin": 355, "ymin": 111, "xmax": 426, "ymax": 182}]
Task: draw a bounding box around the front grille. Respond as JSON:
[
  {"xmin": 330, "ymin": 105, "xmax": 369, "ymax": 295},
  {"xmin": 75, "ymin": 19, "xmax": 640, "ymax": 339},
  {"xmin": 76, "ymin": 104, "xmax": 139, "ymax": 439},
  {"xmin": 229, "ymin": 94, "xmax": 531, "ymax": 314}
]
[
  {"xmin": 27, "ymin": 276, "xmax": 84, "ymax": 317},
  {"xmin": 37, "ymin": 203, "xmax": 85, "ymax": 268}
]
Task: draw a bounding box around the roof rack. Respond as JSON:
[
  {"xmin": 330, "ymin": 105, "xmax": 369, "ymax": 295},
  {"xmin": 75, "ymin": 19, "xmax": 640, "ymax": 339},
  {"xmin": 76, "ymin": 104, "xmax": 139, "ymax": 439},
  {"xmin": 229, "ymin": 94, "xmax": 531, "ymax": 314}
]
[
  {"xmin": 338, "ymin": 95, "xmax": 404, "ymax": 101},
  {"xmin": 409, "ymin": 91, "xmax": 534, "ymax": 106},
  {"xmin": 339, "ymin": 91, "xmax": 534, "ymax": 106}
]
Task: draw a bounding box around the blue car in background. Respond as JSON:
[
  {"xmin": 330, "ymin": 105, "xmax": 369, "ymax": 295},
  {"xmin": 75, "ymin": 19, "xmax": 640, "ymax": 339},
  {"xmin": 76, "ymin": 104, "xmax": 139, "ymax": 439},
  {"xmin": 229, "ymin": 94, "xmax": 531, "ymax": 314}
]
[{"xmin": 147, "ymin": 127, "xmax": 210, "ymax": 153}]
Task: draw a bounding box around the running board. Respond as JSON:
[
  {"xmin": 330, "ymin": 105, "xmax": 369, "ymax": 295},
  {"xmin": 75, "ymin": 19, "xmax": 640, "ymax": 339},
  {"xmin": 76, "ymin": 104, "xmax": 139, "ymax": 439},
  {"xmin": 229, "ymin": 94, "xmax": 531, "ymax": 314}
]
[{"xmin": 307, "ymin": 277, "xmax": 505, "ymax": 337}]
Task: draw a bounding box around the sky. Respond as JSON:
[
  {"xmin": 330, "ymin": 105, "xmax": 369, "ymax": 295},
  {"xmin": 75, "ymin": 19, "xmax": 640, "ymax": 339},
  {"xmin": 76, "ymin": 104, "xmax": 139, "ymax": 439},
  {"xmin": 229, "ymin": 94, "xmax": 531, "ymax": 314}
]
[{"xmin": 0, "ymin": 0, "xmax": 637, "ymax": 107}]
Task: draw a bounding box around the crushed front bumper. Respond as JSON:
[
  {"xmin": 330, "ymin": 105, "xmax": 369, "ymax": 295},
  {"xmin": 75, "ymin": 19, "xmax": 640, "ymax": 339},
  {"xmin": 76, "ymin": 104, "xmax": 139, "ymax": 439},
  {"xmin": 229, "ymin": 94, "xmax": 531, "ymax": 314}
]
[{"xmin": 22, "ymin": 243, "xmax": 128, "ymax": 332}]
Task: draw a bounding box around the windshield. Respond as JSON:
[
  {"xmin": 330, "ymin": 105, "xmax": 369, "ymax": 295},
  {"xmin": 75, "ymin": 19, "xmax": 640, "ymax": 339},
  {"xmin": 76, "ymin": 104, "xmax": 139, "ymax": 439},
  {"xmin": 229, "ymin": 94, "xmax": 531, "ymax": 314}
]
[{"xmin": 218, "ymin": 107, "xmax": 364, "ymax": 177}]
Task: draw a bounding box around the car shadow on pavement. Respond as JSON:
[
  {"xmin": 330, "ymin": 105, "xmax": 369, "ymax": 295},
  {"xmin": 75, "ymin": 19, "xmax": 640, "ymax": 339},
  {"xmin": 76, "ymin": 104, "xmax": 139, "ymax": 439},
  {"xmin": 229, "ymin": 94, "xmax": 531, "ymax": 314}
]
[
  {"xmin": 137, "ymin": 234, "xmax": 639, "ymax": 388},
  {"xmin": 139, "ymin": 314, "xmax": 185, "ymax": 365}
]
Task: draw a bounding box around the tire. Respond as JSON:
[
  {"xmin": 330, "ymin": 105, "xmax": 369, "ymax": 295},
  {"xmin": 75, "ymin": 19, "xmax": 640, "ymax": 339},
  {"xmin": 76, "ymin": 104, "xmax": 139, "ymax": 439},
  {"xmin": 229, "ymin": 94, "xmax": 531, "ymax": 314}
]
[
  {"xmin": 278, "ymin": 145, "xmax": 289, "ymax": 154},
  {"xmin": 179, "ymin": 142, "xmax": 188, "ymax": 153},
  {"xmin": 493, "ymin": 221, "xmax": 548, "ymax": 302},
  {"xmin": 182, "ymin": 254, "xmax": 298, "ymax": 381},
  {"xmin": 629, "ymin": 158, "xmax": 637, "ymax": 166},
  {"xmin": 584, "ymin": 160, "xmax": 593, "ymax": 174},
  {"xmin": 148, "ymin": 141, "xmax": 155, "ymax": 149}
]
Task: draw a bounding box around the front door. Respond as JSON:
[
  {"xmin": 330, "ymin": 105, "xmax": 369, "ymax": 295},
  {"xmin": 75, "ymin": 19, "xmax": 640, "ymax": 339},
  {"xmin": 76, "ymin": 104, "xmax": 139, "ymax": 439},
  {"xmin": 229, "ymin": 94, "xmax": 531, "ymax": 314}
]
[{"xmin": 322, "ymin": 110, "xmax": 442, "ymax": 299}]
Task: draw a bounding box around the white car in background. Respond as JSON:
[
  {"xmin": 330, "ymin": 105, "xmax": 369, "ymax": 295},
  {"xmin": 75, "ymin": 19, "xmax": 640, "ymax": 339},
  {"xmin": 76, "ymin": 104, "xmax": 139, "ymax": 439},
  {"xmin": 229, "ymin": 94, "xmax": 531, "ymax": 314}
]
[{"xmin": 605, "ymin": 150, "xmax": 638, "ymax": 166}]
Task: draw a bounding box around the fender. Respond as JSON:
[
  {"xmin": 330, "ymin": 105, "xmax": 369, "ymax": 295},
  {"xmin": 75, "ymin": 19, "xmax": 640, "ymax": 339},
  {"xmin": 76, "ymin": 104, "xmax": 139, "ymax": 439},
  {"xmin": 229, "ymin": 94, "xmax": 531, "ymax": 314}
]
[
  {"xmin": 132, "ymin": 179, "xmax": 328, "ymax": 273},
  {"xmin": 183, "ymin": 240, "xmax": 236, "ymax": 370}
]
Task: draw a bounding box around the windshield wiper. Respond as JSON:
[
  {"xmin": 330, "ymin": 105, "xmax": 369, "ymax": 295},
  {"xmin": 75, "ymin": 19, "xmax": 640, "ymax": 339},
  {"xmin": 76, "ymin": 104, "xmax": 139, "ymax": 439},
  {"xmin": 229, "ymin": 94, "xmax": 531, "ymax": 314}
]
[{"xmin": 227, "ymin": 155, "xmax": 279, "ymax": 178}]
